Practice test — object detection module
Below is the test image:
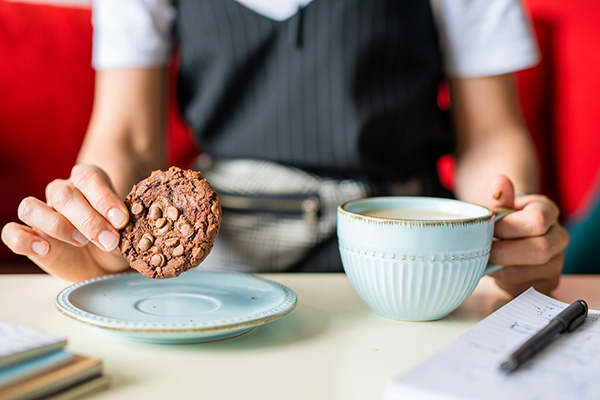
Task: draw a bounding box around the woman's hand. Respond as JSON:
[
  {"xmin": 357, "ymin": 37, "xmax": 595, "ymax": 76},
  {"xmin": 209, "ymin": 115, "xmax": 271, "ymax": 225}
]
[
  {"xmin": 1, "ymin": 164, "xmax": 131, "ymax": 282},
  {"xmin": 485, "ymin": 176, "xmax": 569, "ymax": 296}
]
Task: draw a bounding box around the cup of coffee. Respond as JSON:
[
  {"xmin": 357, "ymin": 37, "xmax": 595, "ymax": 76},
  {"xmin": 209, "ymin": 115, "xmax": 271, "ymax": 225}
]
[{"xmin": 337, "ymin": 197, "xmax": 508, "ymax": 321}]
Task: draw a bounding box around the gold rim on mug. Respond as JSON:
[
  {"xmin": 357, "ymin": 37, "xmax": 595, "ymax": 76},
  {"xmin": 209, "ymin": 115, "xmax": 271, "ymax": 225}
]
[{"xmin": 338, "ymin": 197, "xmax": 513, "ymax": 227}]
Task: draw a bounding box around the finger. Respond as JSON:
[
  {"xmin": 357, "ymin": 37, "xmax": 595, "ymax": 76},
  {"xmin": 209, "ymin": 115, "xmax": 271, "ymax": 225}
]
[
  {"xmin": 493, "ymin": 195, "xmax": 560, "ymax": 239},
  {"xmin": 531, "ymin": 276, "xmax": 562, "ymax": 295},
  {"xmin": 513, "ymin": 194, "xmax": 561, "ymax": 220},
  {"xmin": 2, "ymin": 222, "xmax": 51, "ymax": 257},
  {"xmin": 2, "ymin": 222, "xmax": 120, "ymax": 281},
  {"xmin": 489, "ymin": 224, "xmax": 569, "ymax": 266},
  {"xmin": 68, "ymin": 165, "xmax": 129, "ymax": 229},
  {"xmin": 491, "ymin": 254, "xmax": 563, "ymax": 297},
  {"xmin": 494, "ymin": 277, "xmax": 561, "ymax": 298},
  {"xmin": 491, "ymin": 253, "xmax": 564, "ymax": 287},
  {"xmin": 61, "ymin": 164, "xmax": 128, "ymax": 229},
  {"xmin": 45, "ymin": 179, "xmax": 121, "ymax": 252},
  {"xmin": 17, "ymin": 196, "xmax": 89, "ymax": 246},
  {"xmin": 484, "ymin": 175, "xmax": 515, "ymax": 210},
  {"xmin": 491, "ymin": 255, "xmax": 563, "ymax": 297}
]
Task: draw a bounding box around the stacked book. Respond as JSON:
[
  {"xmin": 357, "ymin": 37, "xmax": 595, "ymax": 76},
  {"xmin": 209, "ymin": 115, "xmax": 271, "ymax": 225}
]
[{"xmin": 0, "ymin": 321, "xmax": 108, "ymax": 400}]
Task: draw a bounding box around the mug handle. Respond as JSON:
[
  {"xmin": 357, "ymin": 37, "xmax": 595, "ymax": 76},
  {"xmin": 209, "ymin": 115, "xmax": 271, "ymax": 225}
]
[{"xmin": 482, "ymin": 207, "xmax": 514, "ymax": 275}]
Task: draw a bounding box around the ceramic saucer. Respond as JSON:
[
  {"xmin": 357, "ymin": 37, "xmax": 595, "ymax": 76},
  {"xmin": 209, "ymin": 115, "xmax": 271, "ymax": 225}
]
[{"xmin": 55, "ymin": 270, "xmax": 297, "ymax": 343}]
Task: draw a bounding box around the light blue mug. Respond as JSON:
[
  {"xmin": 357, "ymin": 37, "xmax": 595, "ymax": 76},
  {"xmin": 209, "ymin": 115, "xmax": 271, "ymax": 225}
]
[{"xmin": 337, "ymin": 197, "xmax": 509, "ymax": 321}]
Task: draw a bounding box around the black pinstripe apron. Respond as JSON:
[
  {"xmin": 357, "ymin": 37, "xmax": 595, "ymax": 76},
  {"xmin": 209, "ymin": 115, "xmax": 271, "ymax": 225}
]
[{"xmin": 174, "ymin": 0, "xmax": 452, "ymax": 272}]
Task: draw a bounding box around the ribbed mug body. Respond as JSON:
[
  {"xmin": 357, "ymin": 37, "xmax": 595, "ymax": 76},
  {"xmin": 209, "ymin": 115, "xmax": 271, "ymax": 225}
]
[{"xmin": 337, "ymin": 197, "xmax": 495, "ymax": 321}]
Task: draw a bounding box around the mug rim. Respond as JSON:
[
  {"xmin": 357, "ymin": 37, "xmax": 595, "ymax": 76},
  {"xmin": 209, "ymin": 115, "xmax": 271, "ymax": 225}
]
[{"xmin": 338, "ymin": 196, "xmax": 495, "ymax": 227}]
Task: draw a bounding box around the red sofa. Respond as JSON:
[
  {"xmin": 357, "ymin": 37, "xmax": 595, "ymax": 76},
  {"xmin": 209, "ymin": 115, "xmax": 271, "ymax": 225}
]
[
  {"xmin": 517, "ymin": 0, "xmax": 600, "ymax": 220},
  {"xmin": 1, "ymin": 0, "xmax": 599, "ymax": 270},
  {"xmin": 0, "ymin": 1, "xmax": 200, "ymax": 269}
]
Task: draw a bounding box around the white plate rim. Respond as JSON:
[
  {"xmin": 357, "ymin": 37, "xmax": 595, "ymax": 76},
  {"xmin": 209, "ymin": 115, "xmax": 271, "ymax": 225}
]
[{"xmin": 54, "ymin": 270, "xmax": 298, "ymax": 334}]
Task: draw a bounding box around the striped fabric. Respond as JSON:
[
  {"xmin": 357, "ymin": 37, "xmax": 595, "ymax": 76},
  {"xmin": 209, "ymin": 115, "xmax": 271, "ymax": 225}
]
[{"xmin": 175, "ymin": 0, "xmax": 451, "ymax": 186}]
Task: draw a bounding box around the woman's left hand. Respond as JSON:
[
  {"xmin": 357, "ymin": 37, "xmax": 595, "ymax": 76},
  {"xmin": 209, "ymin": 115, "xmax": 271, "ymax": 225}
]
[{"xmin": 484, "ymin": 176, "xmax": 570, "ymax": 296}]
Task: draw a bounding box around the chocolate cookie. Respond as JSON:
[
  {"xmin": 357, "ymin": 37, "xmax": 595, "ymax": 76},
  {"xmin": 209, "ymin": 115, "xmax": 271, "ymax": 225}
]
[{"xmin": 119, "ymin": 166, "xmax": 221, "ymax": 279}]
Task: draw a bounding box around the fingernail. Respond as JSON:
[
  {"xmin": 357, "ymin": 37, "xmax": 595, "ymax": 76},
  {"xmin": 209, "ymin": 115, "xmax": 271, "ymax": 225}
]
[
  {"xmin": 98, "ymin": 230, "xmax": 118, "ymax": 251},
  {"xmin": 32, "ymin": 241, "xmax": 49, "ymax": 256},
  {"xmin": 73, "ymin": 230, "xmax": 88, "ymax": 245},
  {"xmin": 107, "ymin": 208, "xmax": 127, "ymax": 228}
]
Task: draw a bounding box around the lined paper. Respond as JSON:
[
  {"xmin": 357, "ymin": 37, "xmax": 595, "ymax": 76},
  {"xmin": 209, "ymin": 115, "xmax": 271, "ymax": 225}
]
[{"xmin": 385, "ymin": 288, "xmax": 600, "ymax": 400}]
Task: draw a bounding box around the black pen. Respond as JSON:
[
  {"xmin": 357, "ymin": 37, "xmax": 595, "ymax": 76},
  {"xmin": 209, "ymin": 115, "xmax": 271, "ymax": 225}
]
[{"xmin": 500, "ymin": 299, "xmax": 589, "ymax": 373}]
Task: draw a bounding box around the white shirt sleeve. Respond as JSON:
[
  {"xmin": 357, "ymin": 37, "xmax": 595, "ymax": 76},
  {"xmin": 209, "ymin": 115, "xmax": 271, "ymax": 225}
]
[
  {"xmin": 430, "ymin": 0, "xmax": 540, "ymax": 78},
  {"xmin": 92, "ymin": 0, "xmax": 539, "ymax": 76},
  {"xmin": 91, "ymin": 0, "xmax": 175, "ymax": 70}
]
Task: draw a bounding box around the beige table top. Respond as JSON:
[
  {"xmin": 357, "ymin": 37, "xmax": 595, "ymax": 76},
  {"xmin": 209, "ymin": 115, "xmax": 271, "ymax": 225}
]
[{"xmin": 0, "ymin": 273, "xmax": 598, "ymax": 400}]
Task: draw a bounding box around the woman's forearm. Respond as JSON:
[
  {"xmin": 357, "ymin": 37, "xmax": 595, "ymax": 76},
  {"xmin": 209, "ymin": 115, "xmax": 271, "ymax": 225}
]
[
  {"xmin": 77, "ymin": 68, "xmax": 168, "ymax": 197},
  {"xmin": 449, "ymin": 73, "xmax": 540, "ymax": 205},
  {"xmin": 454, "ymin": 127, "xmax": 539, "ymax": 205}
]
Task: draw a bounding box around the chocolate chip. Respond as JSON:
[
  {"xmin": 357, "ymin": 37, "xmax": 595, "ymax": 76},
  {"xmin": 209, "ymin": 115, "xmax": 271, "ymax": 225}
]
[
  {"xmin": 150, "ymin": 253, "xmax": 165, "ymax": 267},
  {"xmin": 173, "ymin": 245, "xmax": 184, "ymax": 257},
  {"xmin": 131, "ymin": 202, "xmax": 144, "ymax": 215},
  {"xmin": 192, "ymin": 247, "xmax": 204, "ymax": 259},
  {"xmin": 177, "ymin": 221, "xmax": 194, "ymax": 238},
  {"xmin": 165, "ymin": 238, "xmax": 179, "ymax": 247},
  {"xmin": 148, "ymin": 203, "xmax": 162, "ymax": 220},
  {"xmin": 156, "ymin": 218, "xmax": 172, "ymax": 234},
  {"xmin": 166, "ymin": 206, "xmax": 179, "ymax": 221},
  {"xmin": 138, "ymin": 237, "xmax": 153, "ymax": 252}
]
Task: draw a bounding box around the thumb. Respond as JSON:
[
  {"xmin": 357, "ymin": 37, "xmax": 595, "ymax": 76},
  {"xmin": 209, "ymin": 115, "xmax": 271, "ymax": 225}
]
[{"xmin": 484, "ymin": 175, "xmax": 515, "ymax": 211}]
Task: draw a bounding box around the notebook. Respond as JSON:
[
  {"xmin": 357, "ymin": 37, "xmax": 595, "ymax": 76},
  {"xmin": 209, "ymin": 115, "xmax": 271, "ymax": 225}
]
[
  {"xmin": 0, "ymin": 350, "xmax": 75, "ymax": 389},
  {"xmin": 385, "ymin": 287, "xmax": 600, "ymax": 400},
  {"xmin": 0, "ymin": 321, "xmax": 67, "ymax": 370},
  {"xmin": 0, "ymin": 354, "xmax": 105, "ymax": 400},
  {"xmin": 46, "ymin": 375, "xmax": 110, "ymax": 400},
  {"xmin": 0, "ymin": 321, "xmax": 107, "ymax": 399}
]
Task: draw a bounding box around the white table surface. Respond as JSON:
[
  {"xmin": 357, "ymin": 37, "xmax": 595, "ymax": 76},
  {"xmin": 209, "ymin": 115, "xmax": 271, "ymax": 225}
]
[{"xmin": 1, "ymin": 273, "xmax": 598, "ymax": 400}]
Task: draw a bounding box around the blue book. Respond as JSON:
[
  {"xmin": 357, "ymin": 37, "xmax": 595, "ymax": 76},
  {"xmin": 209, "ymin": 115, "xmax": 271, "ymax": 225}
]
[{"xmin": 0, "ymin": 350, "xmax": 75, "ymax": 390}]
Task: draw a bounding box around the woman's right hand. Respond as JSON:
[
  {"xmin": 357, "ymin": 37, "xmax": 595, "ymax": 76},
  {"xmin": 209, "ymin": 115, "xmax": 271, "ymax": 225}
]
[{"xmin": 1, "ymin": 164, "xmax": 131, "ymax": 282}]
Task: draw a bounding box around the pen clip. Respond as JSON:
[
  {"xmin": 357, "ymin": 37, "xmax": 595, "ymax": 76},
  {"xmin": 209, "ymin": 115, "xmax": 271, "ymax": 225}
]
[{"xmin": 566, "ymin": 300, "xmax": 588, "ymax": 332}]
